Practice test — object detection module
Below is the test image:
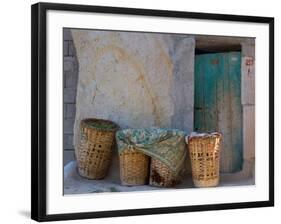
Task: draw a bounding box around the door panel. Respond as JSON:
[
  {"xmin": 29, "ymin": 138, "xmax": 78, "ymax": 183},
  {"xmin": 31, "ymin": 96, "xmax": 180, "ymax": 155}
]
[{"xmin": 194, "ymin": 52, "xmax": 243, "ymax": 173}]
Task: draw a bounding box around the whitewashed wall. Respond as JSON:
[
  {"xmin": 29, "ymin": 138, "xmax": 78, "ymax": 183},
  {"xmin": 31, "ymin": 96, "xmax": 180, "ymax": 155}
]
[{"xmin": 71, "ymin": 30, "xmax": 195, "ymax": 153}]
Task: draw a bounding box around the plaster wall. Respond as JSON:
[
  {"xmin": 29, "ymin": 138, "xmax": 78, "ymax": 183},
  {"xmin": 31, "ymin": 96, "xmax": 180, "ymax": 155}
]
[{"xmin": 71, "ymin": 30, "xmax": 195, "ymax": 156}]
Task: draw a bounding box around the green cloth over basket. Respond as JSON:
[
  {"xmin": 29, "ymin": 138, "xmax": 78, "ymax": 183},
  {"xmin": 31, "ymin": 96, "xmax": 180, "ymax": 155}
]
[{"xmin": 116, "ymin": 128, "xmax": 187, "ymax": 175}]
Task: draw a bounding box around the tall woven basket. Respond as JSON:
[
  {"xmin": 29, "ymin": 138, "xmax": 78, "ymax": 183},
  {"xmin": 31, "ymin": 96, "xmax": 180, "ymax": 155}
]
[
  {"xmin": 77, "ymin": 118, "xmax": 119, "ymax": 179},
  {"xmin": 119, "ymin": 147, "xmax": 150, "ymax": 186},
  {"xmin": 149, "ymin": 158, "xmax": 180, "ymax": 187},
  {"xmin": 187, "ymin": 132, "xmax": 222, "ymax": 188}
]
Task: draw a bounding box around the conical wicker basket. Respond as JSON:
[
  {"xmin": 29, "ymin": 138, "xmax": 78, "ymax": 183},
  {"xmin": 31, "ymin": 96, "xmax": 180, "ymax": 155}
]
[
  {"xmin": 187, "ymin": 132, "xmax": 222, "ymax": 187},
  {"xmin": 149, "ymin": 158, "xmax": 181, "ymax": 187},
  {"xmin": 76, "ymin": 118, "xmax": 119, "ymax": 179},
  {"xmin": 119, "ymin": 147, "xmax": 150, "ymax": 186}
]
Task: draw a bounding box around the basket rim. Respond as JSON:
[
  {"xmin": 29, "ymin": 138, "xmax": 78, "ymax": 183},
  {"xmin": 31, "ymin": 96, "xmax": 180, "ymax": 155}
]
[
  {"xmin": 81, "ymin": 118, "xmax": 119, "ymax": 132},
  {"xmin": 186, "ymin": 131, "xmax": 222, "ymax": 143}
]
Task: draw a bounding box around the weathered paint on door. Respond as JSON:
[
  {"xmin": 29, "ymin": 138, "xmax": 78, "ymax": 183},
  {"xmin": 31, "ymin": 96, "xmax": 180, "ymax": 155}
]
[{"xmin": 194, "ymin": 52, "xmax": 243, "ymax": 173}]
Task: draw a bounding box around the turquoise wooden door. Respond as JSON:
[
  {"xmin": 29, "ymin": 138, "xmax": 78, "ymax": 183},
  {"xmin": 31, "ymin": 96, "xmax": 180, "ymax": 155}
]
[{"xmin": 194, "ymin": 52, "xmax": 243, "ymax": 173}]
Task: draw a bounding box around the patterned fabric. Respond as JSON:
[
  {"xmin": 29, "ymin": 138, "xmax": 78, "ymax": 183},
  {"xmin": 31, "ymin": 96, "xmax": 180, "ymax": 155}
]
[{"xmin": 116, "ymin": 128, "xmax": 187, "ymax": 175}]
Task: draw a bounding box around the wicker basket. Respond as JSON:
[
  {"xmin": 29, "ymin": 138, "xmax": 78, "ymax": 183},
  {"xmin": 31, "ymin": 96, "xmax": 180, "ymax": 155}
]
[
  {"xmin": 119, "ymin": 148, "xmax": 150, "ymax": 186},
  {"xmin": 149, "ymin": 158, "xmax": 180, "ymax": 187},
  {"xmin": 77, "ymin": 118, "xmax": 119, "ymax": 179},
  {"xmin": 187, "ymin": 132, "xmax": 222, "ymax": 187}
]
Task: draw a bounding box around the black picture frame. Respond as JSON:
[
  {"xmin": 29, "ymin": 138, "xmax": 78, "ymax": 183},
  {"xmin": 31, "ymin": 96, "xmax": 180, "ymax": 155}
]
[{"xmin": 31, "ymin": 2, "xmax": 274, "ymax": 222}]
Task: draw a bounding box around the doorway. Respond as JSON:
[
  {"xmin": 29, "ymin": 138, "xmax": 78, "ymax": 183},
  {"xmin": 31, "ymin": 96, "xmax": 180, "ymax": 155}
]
[{"xmin": 194, "ymin": 51, "xmax": 243, "ymax": 173}]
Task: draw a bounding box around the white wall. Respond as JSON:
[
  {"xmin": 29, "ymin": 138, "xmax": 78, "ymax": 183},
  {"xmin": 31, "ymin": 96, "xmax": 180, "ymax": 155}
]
[
  {"xmin": 0, "ymin": 0, "xmax": 280, "ymax": 223},
  {"xmin": 71, "ymin": 30, "xmax": 195, "ymax": 151}
]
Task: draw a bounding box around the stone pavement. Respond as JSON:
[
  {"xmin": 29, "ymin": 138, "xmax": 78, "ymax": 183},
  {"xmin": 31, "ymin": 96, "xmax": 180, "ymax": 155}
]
[{"xmin": 64, "ymin": 159, "xmax": 254, "ymax": 195}]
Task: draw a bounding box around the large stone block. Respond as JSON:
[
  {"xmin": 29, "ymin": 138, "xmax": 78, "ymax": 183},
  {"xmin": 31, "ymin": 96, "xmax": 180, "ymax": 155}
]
[
  {"xmin": 241, "ymin": 41, "xmax": 255, "ymax": 105},
  {"xmin": 241, "ymin": 41, "xmax": 255, "ymax": 58},
  {"xmin": 63, "ymin": 150, "xmax": 75, "ymax": 166},
  {"xmin": 63, "ymin": 134, "xmax": 74, "ymax": 149},
  {"xmin": 63, "ymin": 56, "xmax": 78, "ymax": 72},
  {"xmin": 63, "ymin": 28, "xmax": 73, "ymax": 41},
  {"xmin": 243, "ymin": 105, "xmax": 255, "ymax": 159},
  {"xmin": 68, "ymin": 40, "xmax": 76, "ymax": 57},
  {"xmin": 71, "ymin": 30, "xmax": 195, "ymax": 151},
  {"xmin": 241, "ymin": 56, "xmax": 255, "ymax": 105},
  {"xmin": 64, "ymin": 87, "xmax": 76, "ymax": 103},
  {"xmin": 65, "ymin": 71, "xmax": 78, "ymax": 88},
  {"xmin": 63, "ymin": 40, "xmax": 69, "ymax": 56},
  {"xmin": 65, "ymin": 103, "xmax": 76, "ymax": 118},
  {"xmin": 64, "ymin": 118, "xmax": 75, "ymax": 134}
]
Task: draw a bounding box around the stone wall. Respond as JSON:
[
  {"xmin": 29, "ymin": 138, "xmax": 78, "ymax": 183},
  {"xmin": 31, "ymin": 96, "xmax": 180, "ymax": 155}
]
[
  {"xmin": 63, "ymin": 29, "xmax": 78, "ymax": 165},
  {"xmin": 241, "ymin": 40, "xmax": 255, "ymax": 179}
]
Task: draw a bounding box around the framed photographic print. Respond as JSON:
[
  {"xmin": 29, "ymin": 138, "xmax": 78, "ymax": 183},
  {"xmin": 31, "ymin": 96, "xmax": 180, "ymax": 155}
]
[{"xmin": 31, "ymin": 2, "xmax": 274, "ymax": 222}]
